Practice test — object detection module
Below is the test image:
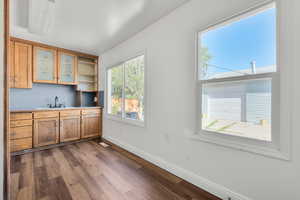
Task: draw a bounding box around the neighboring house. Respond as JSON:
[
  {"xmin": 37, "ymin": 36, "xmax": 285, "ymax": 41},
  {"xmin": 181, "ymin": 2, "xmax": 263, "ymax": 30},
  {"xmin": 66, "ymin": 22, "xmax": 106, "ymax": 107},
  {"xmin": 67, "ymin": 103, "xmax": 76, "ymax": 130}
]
[{"xmin": 202, "ymin": 66, "xmax": 273, "ymax": 125}]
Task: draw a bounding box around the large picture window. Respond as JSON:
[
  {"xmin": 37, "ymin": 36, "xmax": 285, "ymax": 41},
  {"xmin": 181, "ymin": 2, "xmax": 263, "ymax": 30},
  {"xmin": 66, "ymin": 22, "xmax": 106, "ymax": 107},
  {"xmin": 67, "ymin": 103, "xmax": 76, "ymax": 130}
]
[
  {"xmin": 196, "ymin": 3, "xmax": 283, "ymax": 157},
  {"xmin": 106, "ymin": 55, "xmax": 145, "ymax": 124}
]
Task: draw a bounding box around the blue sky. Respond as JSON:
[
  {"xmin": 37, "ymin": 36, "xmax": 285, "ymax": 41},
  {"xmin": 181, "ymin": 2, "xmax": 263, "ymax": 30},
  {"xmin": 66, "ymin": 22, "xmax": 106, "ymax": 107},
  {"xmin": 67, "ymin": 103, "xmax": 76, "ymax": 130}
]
[{"xmin": 201, "ymin": 7, "xmax": 276, "ymax": 72}]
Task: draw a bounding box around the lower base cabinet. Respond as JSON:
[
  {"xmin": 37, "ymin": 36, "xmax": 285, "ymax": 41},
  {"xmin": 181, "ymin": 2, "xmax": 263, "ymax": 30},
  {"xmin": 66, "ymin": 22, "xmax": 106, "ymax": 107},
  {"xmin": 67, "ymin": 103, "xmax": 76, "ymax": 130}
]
[
  {"xmin": 81, "ymin": 115, "xmax": 101, "ymax": 138},
  {"xmin": 60, "ymin": 116, "xmax": 81, "ymax": 142},
  {"xmin": 34, "ymin": 117, "xmax": 59, "ymax": 147},
  {"xmin": 11, "ymin": 126, "xmax": 33, "ymax": 152},
  {"xmin": 10, "ymin": 108, "xmax": 102, "ymax": 152},
  {"xmin": 10, "ymin": 113, "xmax": 33, "ymax": 152}
]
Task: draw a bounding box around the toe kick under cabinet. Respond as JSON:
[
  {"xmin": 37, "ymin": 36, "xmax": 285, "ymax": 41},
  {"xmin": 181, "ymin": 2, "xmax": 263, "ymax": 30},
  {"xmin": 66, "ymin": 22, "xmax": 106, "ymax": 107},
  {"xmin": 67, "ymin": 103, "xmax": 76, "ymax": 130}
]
[{"xmin": 9, "ymin": 107, "xmax": 102, "ymax": 152}]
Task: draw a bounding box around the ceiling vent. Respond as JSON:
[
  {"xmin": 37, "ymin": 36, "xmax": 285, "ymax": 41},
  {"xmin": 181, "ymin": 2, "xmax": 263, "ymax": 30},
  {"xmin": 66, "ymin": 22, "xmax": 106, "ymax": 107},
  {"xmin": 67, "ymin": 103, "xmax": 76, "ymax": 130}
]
[{"xmin": 28, "ymin": 0, "xmax": 56, "ymax": 35}]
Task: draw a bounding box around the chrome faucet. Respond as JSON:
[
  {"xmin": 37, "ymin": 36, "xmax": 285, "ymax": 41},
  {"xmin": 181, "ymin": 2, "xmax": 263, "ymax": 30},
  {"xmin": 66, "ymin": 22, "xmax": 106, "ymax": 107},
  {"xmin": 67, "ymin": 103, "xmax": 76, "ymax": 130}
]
[
  {"xmin": 47, "ymin": 96, "xmax": 65, "ymax": 108},
  {"xmin": 54, "ymin": 96, "xmax": 59, "ymax": 108}
]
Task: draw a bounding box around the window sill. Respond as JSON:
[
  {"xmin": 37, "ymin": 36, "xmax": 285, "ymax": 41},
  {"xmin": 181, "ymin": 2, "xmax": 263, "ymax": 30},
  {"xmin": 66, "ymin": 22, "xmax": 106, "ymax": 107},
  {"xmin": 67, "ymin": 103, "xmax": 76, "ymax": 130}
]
[
  {"xmin": 104, "ymin": 114, "xmax": 145, "ymax": 128},
  {"xmin": 188, "ymin": 132, "xmax": 290, "ymax": 161}
]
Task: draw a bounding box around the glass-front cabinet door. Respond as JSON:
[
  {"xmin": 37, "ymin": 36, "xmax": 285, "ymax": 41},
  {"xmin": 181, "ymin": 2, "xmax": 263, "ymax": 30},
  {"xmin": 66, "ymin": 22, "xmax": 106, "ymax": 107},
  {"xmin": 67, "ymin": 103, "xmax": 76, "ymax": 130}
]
[
  {"xmin": 33, "ymin": 46, "xmax": 57, "ymax": 83},
  {"xmin": 58, "ymin": 51, "xmax": 77, "ymax": 85}
]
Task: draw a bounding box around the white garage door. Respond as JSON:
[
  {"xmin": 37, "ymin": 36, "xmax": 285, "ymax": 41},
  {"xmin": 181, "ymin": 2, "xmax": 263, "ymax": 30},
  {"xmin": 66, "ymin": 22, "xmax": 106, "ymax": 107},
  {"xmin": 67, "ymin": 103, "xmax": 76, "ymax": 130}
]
[{"xmin": 208, "ymin": 97, "xmax": 242, "ymax": 121}]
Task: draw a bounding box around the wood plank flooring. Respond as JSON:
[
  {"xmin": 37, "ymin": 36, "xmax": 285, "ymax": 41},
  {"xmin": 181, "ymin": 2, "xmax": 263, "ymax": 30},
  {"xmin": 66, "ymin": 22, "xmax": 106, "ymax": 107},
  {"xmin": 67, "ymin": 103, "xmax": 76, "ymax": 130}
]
[{"xmin": 10, "ymin": 141, "xmax": 221, "ymax": 200}]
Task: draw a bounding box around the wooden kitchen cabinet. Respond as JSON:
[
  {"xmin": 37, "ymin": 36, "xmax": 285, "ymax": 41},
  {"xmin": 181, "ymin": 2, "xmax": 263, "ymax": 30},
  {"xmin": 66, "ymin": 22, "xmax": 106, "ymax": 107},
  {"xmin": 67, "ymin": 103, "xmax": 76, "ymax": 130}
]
[
  {"xmin": 33, "ymin": 48, "xmax": 78, "ymax": 85},
  {"xmin": 9, "ymin": 41, "xmax": 14, "ymax": 87},
  {"xmin": 58, "ymin": 51, "xmax": 77, "ymax": 85},
  {"xmin": 10, "ymin": 37, "xmax": 99, "ymax": 88},
  {"xmin": 81, "ymin": 109, "xmax": 102, "ymax": 138},
  {"xmin": 34, "ymin": 112, "xmax": 59, "ymax": 147},
  {"xmin": 33, "ymin": 46, "xmax": 57, "ymax": 84},
  {"xmin": 10, "ymin": 108, "xmax": 102, "ymax": 152},
  {"xmin": 9, "ymin": 41, "xmax": 32, "ymax": 88},
  {"xmin": 34, "ymin": 118, "xmax": 59, "ymax": 147},
  {"xmin": 10, "ymin": 112, "xmax": 33, "ymax": 152},
  {"xmin": 60, "ymin": 110, "xmax": 81, "ymax": 142},
  {"xmin": 77, "ymin": 57, "xmax": 98, "ymax": 91}
]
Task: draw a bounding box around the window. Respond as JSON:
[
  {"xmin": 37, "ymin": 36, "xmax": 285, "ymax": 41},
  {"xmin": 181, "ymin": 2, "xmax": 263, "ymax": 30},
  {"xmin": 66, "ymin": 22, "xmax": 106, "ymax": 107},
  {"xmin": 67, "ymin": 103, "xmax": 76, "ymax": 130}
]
[
  {"xmin": 106, "ymin": 55, "xmax": 145, "ymax": 124},
  {"xmin": 197, "ymin": 3, "xmax": 281, "ymax": 153},
  {"xmin": 107, "ymin": 64, "xmax": 123, "ymax": 117}
]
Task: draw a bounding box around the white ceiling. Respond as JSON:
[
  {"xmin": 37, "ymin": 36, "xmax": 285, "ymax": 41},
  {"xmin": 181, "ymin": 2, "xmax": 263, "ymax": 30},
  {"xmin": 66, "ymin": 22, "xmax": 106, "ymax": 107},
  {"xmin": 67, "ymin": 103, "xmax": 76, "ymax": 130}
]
[{"xmin": 10, "ymin": 0, "xmax": 189, "ymax": 55}]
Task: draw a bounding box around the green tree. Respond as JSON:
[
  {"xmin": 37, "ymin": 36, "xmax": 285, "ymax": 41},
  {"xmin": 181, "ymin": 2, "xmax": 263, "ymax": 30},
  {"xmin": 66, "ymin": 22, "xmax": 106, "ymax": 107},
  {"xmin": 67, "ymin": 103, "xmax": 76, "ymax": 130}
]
[
  {"xmin": 111, "ymin": 66, "xmax": 123, "ymax": 98},
  {"xmin": 199, "ymin": 46, "xmax": 213, "ymax": 78},
  {"xmin": 110, "ymin": 59, "xmax": 144, "ymax": 100},
  {"xmin": 124, "ymin": 58, "xmax": 145, "ymax": 119},
  {"xmin": 111, "ymin": 66, "xmax": 123, "ymax": 115},
  {"xmin": 125, "ymin": 59, "xmax": 144, "ymax": 100},
  {"xmin": 110, "ymin": 57, "xmax": 145, "ymax": 118}
]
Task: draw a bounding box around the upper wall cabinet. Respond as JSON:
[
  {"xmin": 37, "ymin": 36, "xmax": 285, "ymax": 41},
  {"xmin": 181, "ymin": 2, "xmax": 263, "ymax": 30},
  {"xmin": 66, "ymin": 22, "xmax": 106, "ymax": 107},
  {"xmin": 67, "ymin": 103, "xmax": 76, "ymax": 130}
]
[
  {"xmin": 10, "ymin": 37, "xmax": 99, "ymax": 88},
  {"xmin": 9, "ymin": 41, "xmax": 32, "ymax": 88},
  {"xmin": 58, "ymin": 51, "xmax": 77, "ymax": 85},
  {"xmin": 77, "ymin": 57, "xmax": 98, "ymax": 92},
  {"xmin": 33, "ymin": 46, "xmax": 57, "ymax": 84}
]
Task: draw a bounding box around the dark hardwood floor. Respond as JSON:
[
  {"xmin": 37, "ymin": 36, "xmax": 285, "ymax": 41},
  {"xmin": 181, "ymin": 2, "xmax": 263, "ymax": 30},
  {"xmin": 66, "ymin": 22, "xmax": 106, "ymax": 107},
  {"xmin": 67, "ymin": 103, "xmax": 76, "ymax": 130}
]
[{"xmin": 10, "ymin": 141, "xmax": 220, "ymax": 200}]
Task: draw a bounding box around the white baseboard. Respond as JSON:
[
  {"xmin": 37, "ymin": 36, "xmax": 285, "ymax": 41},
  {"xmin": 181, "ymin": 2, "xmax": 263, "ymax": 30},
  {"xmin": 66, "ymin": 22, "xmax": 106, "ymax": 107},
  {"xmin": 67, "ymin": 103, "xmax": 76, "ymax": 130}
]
[{"xmin": 103, "ymin": 136, "xmax": 253, "ymax": 200}]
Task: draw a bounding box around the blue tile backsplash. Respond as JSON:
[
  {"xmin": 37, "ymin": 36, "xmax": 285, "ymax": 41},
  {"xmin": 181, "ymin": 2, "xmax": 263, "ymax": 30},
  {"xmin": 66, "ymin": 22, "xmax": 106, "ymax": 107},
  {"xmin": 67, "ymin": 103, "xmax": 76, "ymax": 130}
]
[{"xmin": 10, "ymin": 83, "xmax": 77, "ymax": 110}]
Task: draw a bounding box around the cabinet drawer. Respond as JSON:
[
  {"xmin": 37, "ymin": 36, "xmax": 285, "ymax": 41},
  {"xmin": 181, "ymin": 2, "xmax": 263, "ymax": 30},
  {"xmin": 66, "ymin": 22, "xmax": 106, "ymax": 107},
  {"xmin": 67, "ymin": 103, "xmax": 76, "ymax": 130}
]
[
  {"xmin": 10, "ymin": 113, "xmax": 32, "ymax": 120},
  {"xmin": 34, "ymin": 111, "xmax": 59, "ymax": 119},
  {"xmin": 11, "ymin": 126, "xmax": 32, "ymax": 139},
  {"xmin": 60, "ymin": 110, "xmax": 81, "ymax": 117},
  {"xmin": 10, "ymin": 120, "xmax": 32, "ymax": 128},
  {"xmin": 11, "ymin": 137, "xmax": 32, "ymax": 152},
  {"xmin": 82, "ymin": 109, "xmax": 101, "ymax": 115}
]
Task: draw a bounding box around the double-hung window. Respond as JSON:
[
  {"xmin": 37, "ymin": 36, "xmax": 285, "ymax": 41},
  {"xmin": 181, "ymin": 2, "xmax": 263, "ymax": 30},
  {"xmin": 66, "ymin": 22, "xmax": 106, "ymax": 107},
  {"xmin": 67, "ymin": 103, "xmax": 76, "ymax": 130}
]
[
  {"xmin": 196, "ymin": 3, "xmax": 288, "ymax": 158},
  {"xmin": 106, "ymin": 55, "xmax": 145, "ymax": 125}
]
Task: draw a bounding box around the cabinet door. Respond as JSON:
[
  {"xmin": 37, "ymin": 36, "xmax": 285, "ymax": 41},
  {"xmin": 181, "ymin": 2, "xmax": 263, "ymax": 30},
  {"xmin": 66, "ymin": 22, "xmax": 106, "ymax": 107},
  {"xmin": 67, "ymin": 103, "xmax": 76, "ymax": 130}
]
[
  {"xmin": 33, "ymin": 46, "xmax": 57, "ymax": 84},
  {"xmin": 34, "ymin": 118, "xmax": 59, "ymax": 147},
  {"xmin": 60, "ymin": 116, "xmax": 81, "ymax": 142},
  {"xmin": 12, "ymin": 42, "xmax": 33, "ymax": 88},
  {"xmin": 58, "ymin": 52, "xmax": 77, "ymax": 85},
  {"xmin": 81, "ymin": 115, "xmax": 101, "ymax": 138}
]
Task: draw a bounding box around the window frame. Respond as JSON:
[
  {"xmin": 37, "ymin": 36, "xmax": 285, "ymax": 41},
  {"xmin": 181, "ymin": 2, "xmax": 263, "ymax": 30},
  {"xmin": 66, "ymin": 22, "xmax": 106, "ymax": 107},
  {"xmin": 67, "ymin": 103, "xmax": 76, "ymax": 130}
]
[
  {"xmin": 193, "ymin": 1, "xmax": 291, "ymax": 160},
  {"xmin": 105, "ymin": 52, "xmax": 146, "ymax": 127}
]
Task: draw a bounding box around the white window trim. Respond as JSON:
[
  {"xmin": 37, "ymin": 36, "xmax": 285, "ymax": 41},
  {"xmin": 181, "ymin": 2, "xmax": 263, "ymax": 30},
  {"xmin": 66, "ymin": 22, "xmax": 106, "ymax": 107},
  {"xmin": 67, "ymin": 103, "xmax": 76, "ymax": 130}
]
[
  {"xmin": 192, "ymin": 1, "xmax": 291, "ymax": 161},
  {"xmin": 104, "ymin": 51, "xmax": 147, "ymax": 128}
]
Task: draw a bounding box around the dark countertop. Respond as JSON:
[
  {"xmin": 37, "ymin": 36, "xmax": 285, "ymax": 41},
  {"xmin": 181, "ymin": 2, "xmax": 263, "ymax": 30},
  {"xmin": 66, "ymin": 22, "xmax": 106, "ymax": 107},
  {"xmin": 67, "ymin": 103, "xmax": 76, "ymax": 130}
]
[{"xmin": 10, "ymin": 106, "xmax": 103, "ymax": 113}]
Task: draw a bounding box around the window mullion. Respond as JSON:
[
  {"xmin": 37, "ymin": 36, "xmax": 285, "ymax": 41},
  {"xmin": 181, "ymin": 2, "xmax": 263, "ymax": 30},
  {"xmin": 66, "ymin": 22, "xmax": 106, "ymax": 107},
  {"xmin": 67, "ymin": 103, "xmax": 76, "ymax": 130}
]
[{"xmin": 122, "ymin": 63, "xmax": 126, "ymax": 119}]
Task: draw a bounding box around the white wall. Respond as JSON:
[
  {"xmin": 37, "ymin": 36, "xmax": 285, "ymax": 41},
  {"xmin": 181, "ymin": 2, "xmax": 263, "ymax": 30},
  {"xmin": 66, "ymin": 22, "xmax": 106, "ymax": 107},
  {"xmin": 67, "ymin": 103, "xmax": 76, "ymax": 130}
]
[
  {"xmin": 0, "ymin": 0, "xmax": 5, "ymax": 199},
  {"xmin": 100, "ymin": 0, "xmax": 300, "ymax": 199}
]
